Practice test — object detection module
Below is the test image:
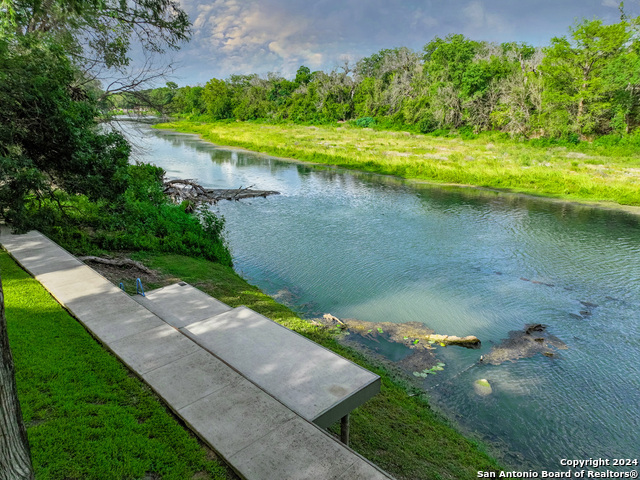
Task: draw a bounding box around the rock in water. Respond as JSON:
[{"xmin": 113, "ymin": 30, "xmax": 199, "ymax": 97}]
[
  {"xmin": 474, "ymin": 378, "xmax": 493, "ymax": 396},
  {"xmin": 481, "ymin": 324, "xmax": 568, "ymax": 365}
]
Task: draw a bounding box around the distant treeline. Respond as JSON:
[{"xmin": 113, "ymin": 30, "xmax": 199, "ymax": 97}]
[{"xmin": 109, "ymin": 16, "xmax": 640, "ymax": 139}]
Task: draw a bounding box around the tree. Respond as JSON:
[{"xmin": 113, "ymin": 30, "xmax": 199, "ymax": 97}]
[
  {"xmin": 0, "ymin": 36, "xmax": 130, "ymax": 231},
  {"xmin": 314, "ymin": 61, "xmax": 358, "ymax": 121},
  {"xmin": 267, "ymin": 73, "xmax": 296, "ymax": 108},
  {"xmin": 0, "ymin": 275, "xmax": 35, "ymax": 480},
  {"xmin": 147, "ymin": 82, "xmax": 178, "ymax": 114},
  {"xmin": 424, "ymin": 34, "xmax": 480, "ymax": 90},
  {"xmin": 602, "ymin": 45, "xmax": 640, "ymax": 133},
  {"xmin": 421, "ymin": 34, "xmax": 480, "ymax": 128},
  {"xmin": 202, "ymin": 78, "xmax": 233, "ymax": 119},
  {"xmin": 541, "ymin": 18, "xmax": 633, "ymax": 134},
  {"xmin": 183, "ymin": 86, "xmax": 205, "ymax": 115},
  {"xmin": 354, "ymin": 47, "xmax": 423, "ymax": 119},
  {"xmin": 3, "ymin": 0, "xmax": 190, "ymax": 97},
  {"xmin": 294, "ymin": 65, "xmax": 312, "ymax": 86},
  {"xmin": 492, "ymin": 68, "xmax": 543, "ymax": 135}
]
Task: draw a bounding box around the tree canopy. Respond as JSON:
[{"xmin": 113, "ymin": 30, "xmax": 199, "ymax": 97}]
[{"xmin": 0, "ymin": 0, "xmax": 231, "ymax": 268}]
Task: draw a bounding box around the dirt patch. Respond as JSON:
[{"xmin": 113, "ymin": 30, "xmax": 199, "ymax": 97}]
[{"xmin": 80, "ymin": 255, "xmax": 173, "ymax": 290}]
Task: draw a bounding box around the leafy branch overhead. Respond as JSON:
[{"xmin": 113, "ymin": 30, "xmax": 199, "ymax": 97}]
[
  {"xmin": 9, "ymin": 0, "xmax": 190, "ymax": 56},
  {"xmin": 0, "ymin": 0, "xmax": 230, "ymax": 269},
  {"xmin": 3, "ymin": 0, "xmax": 191, "ymax": 97}
]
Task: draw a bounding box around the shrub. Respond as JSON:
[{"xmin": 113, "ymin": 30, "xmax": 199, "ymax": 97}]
[{"xmin": 354, "ymin": 116, "xmax": 376, "ymax": 128}]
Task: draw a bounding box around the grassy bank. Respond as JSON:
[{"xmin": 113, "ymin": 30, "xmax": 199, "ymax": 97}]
[
  {"xmin": 0, "ymin": 250, "xmax": 235, "ymax": 480},
  {"xmin": 107, "ymin": 252, "xmax": 501, "ymax": 480},
  {"xmin": 156, "ymin": 120, "xmax": 640, "ymax": 207}
]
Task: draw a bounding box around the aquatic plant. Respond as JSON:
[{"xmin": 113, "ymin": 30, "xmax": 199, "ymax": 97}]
[{"xmin": 413, "ymin": 362, "xmax": 446, "ymax": 378}]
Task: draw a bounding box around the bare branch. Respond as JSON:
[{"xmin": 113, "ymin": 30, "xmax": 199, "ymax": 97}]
[{"xmin": 162, "ymin": 179, "xmax": 280, "ymax": 205}]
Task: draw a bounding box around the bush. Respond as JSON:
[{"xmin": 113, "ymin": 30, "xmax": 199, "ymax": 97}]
[
  {"xmin": 21, "ymin": 164, "xmax": 232, "ymax": 266},
  {"xmin": 417, "ymin": 115, "xmax": 438, "ymax": 133},
  {"xmin": 458, "ymin": 125, "xmax": 478, "ymax": 140},
  {"xmin": 354, "ymin": 116, "xmax": 376, "ymax": 128}
]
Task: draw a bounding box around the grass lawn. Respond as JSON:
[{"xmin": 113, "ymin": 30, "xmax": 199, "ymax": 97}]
[
  {"xmin": 0, "ymin": 250, "xmax": 235, "ymax": 480},
  {"xmin": 156, "ymin": 120, "xmax": 640, "ymax": 208}
]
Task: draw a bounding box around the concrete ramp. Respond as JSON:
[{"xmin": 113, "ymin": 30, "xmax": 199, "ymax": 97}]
[
  {"xmin": 185, "ymin": 304, "xmax": 380, "ymax": 427},
  {"xmin": 133, "ymin": 282, "xmax": 233, "ymax": 328}
]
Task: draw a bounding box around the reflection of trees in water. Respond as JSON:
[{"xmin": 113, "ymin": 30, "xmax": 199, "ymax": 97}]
[
  {"xmin": 406, "ymin": 180, "xmax": 640, "ymax": 232},
  {"xmin": 149, "ymin": 122, "xmax": 640, "ymax": 234}
]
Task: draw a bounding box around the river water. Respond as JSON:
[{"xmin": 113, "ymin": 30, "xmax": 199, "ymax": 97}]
[{"xmin": 125, "ymin": 121, "xmax": 640, "ymax": 471}]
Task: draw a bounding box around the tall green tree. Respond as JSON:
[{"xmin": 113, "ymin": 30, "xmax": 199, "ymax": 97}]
[
  {"xmin": 0, "ymin": 37, "xmax": 130, "ymax": 231},
  {"xmin": 202, "ymin": 78, "xmax": 232, "ymax": 119},
  {"xmin": 541, "ymin": 18, "xmax": 633, "ymax": 134}
]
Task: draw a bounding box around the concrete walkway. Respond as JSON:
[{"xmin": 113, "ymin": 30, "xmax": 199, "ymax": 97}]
[
  {"xmin": 0, "ymin": 229, "xmax": 394, "ymax": 480},
  {"xmin": 135, "ymin": 282, "xmax": 381, "ymax": 430}
]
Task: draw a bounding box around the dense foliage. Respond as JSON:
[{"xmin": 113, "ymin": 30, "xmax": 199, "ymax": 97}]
[
  {"xmin": 135, "ymin": 16, "xmax": 640, "ymax": 140},
  {"xmin": 0, "ymin": 37, "xmax": 130, "ymax": 231},
  {"xmin": 43, "ymin": 163, "xmax": 232, "ymax": 265},
  {"xmin": 0, "ymin": 1, "xmax": 230, "ymax": 265}
]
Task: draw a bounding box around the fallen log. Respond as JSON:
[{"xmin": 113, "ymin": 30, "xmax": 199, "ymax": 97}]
[
  {"xmin": 163, "ymin": 179, "xmax": 279, "ymax": 205},
  {"xmin": 319, "ymin": 315, "xmax": 481, "ymax": 349},
  {"xmin": 318, "ymin": 314, "xmax": 480, "ymax": 376},
  {"xmin": 78, "ymin": 256, "xmax": 153, "ymax": 275}
]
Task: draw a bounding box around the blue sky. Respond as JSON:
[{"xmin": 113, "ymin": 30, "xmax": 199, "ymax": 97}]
[{"xmin": 163, "ymin": 0, "xmax": 639, "ymax": 86}]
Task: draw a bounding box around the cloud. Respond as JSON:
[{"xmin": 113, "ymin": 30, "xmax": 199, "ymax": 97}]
[
  {"xmin": 601, "ymin": 0, "xmax": 619, "ymax": 7},
  {"xmin": 184, "ymin": 0, "xmax": 329, "ymax": 78},
  {"xmin": 463, "ymin": 1, "xmax": 513, "ymax": 36},
  {"xmin": 178, "ymin": 0, "xmax": 456, "ymax": 81}
]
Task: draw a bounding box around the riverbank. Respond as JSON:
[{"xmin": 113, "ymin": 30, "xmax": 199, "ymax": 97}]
[
  {"xmin": 155, "ymin": 120, "xmax": 640, "ymax": 209},
  {"xmin": 74, "ymin": 251, "xmax": 503, "ymax": 479}
]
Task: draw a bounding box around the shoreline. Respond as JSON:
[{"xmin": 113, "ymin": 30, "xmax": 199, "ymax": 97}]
[{"xmin": 154, "ymin": 121, "xmax": 640, "ymax": 218}]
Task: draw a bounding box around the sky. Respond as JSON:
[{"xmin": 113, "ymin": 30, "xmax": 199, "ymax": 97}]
[{"xmin": 161, "ymin": 0, "xmax": 640, "ymax": 86}]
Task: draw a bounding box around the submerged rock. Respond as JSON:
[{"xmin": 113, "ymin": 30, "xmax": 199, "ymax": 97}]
[
  {"xmin": 481, "ymin": 324, "xmax": 568, "ymax": 365},
  {"xmin": 474, "ymin": 378, "xmax": 493, "ymax": 396}
]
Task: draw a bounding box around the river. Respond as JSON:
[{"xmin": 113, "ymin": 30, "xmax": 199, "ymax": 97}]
[{"xmin": 124, "ymin": 120, "xmax": 640, "ymax": 471}]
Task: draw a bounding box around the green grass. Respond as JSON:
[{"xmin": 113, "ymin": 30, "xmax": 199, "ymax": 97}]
[
  {"xmin": 156, "ymin": 120, "xmax": 640, "ymax": 207},
  {"xmin": 0, "ymin": 250, "xmax": 235, "ymax": 480},
  {"xmin": 126, "ymin": 253, "xmax": 502, "ymax": 480}
]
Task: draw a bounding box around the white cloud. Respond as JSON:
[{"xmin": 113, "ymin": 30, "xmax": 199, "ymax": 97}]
[
  {"xmin": 463, "ymin": 0, "xmax": 513, "ymax": 36},
  {"xmin": 183, "ymin": 0, "xmax": 329, "ymax": 78},
  {"xmin": 167, "ymin": 0, "xmax": 639, "ymax": 85}
]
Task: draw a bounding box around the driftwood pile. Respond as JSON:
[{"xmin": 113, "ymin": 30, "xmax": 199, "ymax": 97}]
[{"xmin": 163, "ymin": 179, "xmax": 279, "ymax": 206}]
